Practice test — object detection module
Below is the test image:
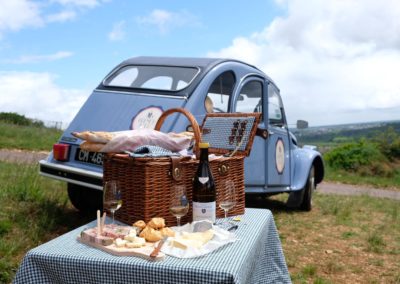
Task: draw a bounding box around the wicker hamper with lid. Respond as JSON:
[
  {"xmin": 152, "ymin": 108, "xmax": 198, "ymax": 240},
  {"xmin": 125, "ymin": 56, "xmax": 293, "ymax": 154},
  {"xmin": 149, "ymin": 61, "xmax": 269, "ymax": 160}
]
[{"xmin": 103, "ymin": 108, "xmax": 260, "ymax": 226}]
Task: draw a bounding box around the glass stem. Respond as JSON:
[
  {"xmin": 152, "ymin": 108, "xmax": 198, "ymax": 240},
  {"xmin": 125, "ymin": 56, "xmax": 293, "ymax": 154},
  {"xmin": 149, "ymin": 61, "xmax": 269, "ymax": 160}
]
[
  {"xmin": 177, "ymin": 216, "xmax": 181, "ymax": 227},
  {"xmin": 111, "ymin": 210, "xmax": 115, "ymax": 224},
  {"xmin": 224, "ymin": 209, "xmax": 228, "ymax": 219}
]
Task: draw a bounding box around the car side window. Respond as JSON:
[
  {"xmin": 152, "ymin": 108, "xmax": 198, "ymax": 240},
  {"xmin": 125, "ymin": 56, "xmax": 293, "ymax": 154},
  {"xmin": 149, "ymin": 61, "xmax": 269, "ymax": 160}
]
[
  {"xmin": 235, "ymin": 80, "xmax": 263, "ymax": 114},
  {"xmin": 268, "ymin": 86, "xmax": 284, "ymax": 126},
  {"xmin": 206, "ymin": 71, "xmax": 235, "ymax": 113}
]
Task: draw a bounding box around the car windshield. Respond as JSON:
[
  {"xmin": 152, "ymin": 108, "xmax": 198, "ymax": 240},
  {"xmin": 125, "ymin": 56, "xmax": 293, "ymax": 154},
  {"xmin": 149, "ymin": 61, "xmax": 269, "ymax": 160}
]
[{"xmin": 103, "ymin": 65, "xmax": 200, "ymax": 92}]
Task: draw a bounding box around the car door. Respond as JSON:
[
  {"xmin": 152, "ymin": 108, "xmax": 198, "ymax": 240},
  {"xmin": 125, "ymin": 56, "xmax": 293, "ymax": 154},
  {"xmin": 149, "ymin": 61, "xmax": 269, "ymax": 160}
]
[
  {"xmin": 233, "ymin": 77, "xmax": 266, "ymax": 187},
  {"xmin": 267, "ymin": 83, "xmax": 291, "ymax": 187}
]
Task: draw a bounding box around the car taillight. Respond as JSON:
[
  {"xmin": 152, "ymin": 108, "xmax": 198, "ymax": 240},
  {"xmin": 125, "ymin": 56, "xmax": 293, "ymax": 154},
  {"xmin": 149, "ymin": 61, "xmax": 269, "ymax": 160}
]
[{"xmin": 53, "ymin": 143, "xmax": 70, "ymax": 161}]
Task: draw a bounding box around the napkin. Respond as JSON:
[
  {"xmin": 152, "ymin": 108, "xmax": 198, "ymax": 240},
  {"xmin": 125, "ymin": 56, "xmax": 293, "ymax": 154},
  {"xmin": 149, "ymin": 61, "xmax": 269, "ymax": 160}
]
[{"xmin": 161, "ymin": 222, "xmax": 237, "ymax": 258}]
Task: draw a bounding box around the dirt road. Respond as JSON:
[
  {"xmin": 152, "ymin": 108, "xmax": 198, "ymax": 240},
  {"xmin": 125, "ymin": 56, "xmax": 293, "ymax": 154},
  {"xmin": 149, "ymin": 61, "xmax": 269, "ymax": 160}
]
[
  {"xmin": 318, "ymin": 181, "xmax": 400, "ymax": 200},
  {"xmin": 0, "ymin": 149, "xmax": 48, "ymax": 164},
  {"xmin": 1, "ymin": 149, "xmax": 399, "ymax": 200}
]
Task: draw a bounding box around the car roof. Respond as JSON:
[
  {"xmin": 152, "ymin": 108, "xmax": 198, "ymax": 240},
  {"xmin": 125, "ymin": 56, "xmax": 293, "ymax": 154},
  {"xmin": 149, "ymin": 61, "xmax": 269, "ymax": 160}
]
[
  {"xmin": 118, "ymin": 56, "xmax": 259, "ymax": 70},
  {"xmin": 97, "ymin": 56, "xmax": 268, "ymax": 96}
]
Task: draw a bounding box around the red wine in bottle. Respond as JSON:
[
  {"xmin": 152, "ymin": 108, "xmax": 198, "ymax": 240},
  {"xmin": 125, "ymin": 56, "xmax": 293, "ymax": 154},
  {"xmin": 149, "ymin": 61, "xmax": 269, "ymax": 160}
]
[{"xmin": 192, "ymin": 142, "xmax": 216, "ymax": 223}]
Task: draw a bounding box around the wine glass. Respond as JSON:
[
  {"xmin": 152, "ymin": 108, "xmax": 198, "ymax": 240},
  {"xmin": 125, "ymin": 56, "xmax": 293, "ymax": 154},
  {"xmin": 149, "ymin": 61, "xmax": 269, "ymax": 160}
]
[
  {"xmin": 103, "ymin": 180, "xmax": 122, "ymax": 225},
  {"xmin": 219, "ymin": 180, "xmax": 236, "ymax": 224},
  {"xmin": 169, "ymin": 185, "xmax": 189, "ymax": 229}
]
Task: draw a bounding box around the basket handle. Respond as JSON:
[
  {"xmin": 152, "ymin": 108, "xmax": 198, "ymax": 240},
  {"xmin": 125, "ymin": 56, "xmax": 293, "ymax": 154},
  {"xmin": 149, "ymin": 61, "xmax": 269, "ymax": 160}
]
[{"xmin": 154, "ymin": 108, "xmax": 201, "ymax": 159}]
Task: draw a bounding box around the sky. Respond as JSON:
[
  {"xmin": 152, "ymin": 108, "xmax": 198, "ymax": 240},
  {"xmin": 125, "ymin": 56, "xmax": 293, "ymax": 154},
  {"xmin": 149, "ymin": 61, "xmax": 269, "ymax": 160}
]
[{"xmin": 0, "ymin": 0, "xmax": 400, "ymax": 128}]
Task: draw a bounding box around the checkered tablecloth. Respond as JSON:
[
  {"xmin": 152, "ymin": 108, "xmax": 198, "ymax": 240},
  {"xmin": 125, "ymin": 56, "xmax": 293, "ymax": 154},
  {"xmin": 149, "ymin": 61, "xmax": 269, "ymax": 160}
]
[{"xmin": 13, "ymin": 208, "xmax": 291, "ymax": 284}]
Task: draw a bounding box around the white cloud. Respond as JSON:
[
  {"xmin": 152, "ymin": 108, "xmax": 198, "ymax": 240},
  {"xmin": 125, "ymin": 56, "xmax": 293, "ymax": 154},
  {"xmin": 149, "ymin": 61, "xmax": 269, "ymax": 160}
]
[
  {"xmin": 108, "ymin": 21, "xmax": 126, "ymax": 41},
  {"xmin": 51, "ymin": 0, "xmax": 102, "ymax": 8},
  {"xmin": 0, "ymin": 0, "xmax": 108, "ymax": 38},
  {"xmin": 136, "ymin": 9, "xmax": 201, "ymax": 34},
  {"xmin": 208, "ymin": 0, "xmax": 400, "ymax": 126},
  {"xmin": 46, "ymin": 10, "xmax": 77, "ymax": 23},
  {"xmin": 0, "ymin": 0, "xmax": 43, "ymax": 37},
  {"xmin": 7, "ymin": 51, "xmax": 74, "ymax": 64},
  {"xmin": 0, "ymin": 71, "xmax": 89, "ymax": 125}
]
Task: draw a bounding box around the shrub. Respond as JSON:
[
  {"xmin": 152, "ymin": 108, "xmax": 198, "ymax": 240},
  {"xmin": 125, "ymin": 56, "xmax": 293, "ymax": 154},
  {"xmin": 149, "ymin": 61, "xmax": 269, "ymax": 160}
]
[
  {"xmin": 324, "ymin": 140, "xmax": 387, "ymax": 172},
  {"xmin": 374, "ymin": 127, "xmax": 400, "ymax": 161},
  {"xmin": 0, "ymin": 112, "xmax": 44, "ymax": 127}
]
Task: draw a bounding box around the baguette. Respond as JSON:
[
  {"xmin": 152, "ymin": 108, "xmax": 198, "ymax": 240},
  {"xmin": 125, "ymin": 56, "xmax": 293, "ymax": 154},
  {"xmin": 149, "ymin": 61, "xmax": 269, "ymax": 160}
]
[
  {"xmin": 72, "ymin": 131, "xmax": 114, "ymax": 143},
  {"xmin": 79, "ymin": 141, "xmax": 105, "ymax": 152}
]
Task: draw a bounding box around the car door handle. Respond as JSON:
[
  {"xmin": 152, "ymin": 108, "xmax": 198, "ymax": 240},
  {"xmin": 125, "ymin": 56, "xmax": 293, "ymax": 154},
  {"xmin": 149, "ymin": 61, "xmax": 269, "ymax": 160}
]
[{"xmin": 256, "ymin": 128, "xmax": 270, "ymax": 139}]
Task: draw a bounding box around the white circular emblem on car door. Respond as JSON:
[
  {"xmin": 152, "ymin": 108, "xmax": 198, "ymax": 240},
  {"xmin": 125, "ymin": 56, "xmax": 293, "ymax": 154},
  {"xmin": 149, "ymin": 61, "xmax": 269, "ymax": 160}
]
[
  {"xmin": 275, "ymin": 138, "xmax": 285, "ymax": 174},
  {"xmin": 131, "ymin": 106, "xmax": 163, "ymax": 129}
]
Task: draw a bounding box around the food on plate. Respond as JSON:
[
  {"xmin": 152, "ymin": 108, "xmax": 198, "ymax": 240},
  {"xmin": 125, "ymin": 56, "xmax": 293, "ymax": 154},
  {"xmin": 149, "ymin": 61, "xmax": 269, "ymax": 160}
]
[
  {"xmin": 80, "ymin": 229, "xmax": 114, "ymax": 246},
  {"xmin": 134, "ymin": 217, "xmax": 175, "ymax": 242},
  {"xmin": 102, "ymin": 226, "xmax": 131, "ymax": 239},
  {"xmin": 81, "ymin": 217, "xmax": 174, "ymax": 248},
  {"xmin": 122, "ymin": 235, "xmax": 146, "ymax": 248},
  {"xmin": 125, "ymin": 237, "xmax": 146, "ymax": 248},
  {"xmin": 133, "ymin": 220, "xmax": 147, "ymax": 230},
  {"xmin": 124, "ymin": 230, "xmax": 137, "ymax": 242},
  {"xmin": 115, "ymin": 238, "xmax": 127, "ymax": 248},
  {"xmin": 170, "ymin": 229, "xmax": 214, "ymax": 250},
  {"xmin": 147, "ymin": 217, "xmax": 165, "ymax": 229},
  {"xmin": 139, "ymin": 226, "xmax": 163, "ymax": 242},
  {"xmin": 159, "ymin": 227, "xmax": 175, "ymax": 237}
]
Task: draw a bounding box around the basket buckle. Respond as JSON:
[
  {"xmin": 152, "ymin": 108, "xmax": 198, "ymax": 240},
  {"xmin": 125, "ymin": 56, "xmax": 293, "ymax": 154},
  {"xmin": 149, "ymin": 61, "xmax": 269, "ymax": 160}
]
[
  {"xmin": 218, "ymin": 164, "xmax": 229, "ymax": 175},
  {"xmin": 170, "ymin": 156, "xmax": 183, "ymax": 181}
]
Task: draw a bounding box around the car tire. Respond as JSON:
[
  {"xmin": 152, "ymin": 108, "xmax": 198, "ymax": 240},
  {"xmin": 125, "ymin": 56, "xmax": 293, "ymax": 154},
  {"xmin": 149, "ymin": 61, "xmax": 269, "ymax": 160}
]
[
  {"xmin": 67, "ymin": 183, "xmax": 103, "ymax": 214},
  {"xmin": 300, "ymin": 166, "xmax": 315, "ymax": 211}
]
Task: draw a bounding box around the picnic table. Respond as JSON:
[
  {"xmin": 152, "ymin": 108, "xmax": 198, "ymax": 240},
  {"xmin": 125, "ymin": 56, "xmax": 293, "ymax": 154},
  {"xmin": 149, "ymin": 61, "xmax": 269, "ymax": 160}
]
[{"xmin": 13, "ymin": 208, "xmax": 291, "ymax": 284}]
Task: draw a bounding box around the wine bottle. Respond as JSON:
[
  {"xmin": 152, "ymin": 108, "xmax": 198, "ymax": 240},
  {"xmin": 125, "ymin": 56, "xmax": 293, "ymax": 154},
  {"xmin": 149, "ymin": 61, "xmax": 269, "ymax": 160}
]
[{"xmin": 192, "ymin": 142, "xmax": 216, "ymax": 223}]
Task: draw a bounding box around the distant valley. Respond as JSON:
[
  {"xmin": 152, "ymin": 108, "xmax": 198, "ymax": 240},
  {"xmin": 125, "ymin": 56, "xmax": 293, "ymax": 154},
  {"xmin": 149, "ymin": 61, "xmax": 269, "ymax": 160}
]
[{"xmin": 291, "ymin": 120, "xmax": 400, "ymax": 146}]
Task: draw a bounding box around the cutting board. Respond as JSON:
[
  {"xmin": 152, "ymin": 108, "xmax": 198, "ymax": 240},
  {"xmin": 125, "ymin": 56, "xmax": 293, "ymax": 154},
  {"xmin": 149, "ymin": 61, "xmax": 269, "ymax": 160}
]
[{"xmin": 77, "ymin": 236, "xmax": 165, "ymax": 261}]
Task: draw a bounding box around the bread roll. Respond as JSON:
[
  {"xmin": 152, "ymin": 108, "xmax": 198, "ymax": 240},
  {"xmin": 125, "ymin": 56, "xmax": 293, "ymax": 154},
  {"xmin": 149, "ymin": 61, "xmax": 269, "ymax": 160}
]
[
  {"xmin": 147, "ymin": 217, "xmax": 165, "ymax": 229},
  {"xmin": 139, "ymin": 226, "xmax": 163, "ymax": 242},
  {"xmin": 133, "ymin": 220, "xmax": 146, "ymax": 231}
]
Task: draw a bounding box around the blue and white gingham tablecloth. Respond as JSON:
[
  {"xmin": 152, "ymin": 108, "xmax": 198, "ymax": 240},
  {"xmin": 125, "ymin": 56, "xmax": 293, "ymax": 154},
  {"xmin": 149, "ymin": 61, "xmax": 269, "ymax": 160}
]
[{"xmin": 13, "ymin": 208, "xmax": 291, "ymax": 284}]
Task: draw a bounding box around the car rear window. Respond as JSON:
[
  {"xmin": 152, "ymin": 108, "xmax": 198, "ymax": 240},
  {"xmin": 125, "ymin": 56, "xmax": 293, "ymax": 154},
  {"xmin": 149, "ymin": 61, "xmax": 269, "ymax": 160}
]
[{"xmin": 103, "ymin": 65, "xmax": 200, "ymax": 91}]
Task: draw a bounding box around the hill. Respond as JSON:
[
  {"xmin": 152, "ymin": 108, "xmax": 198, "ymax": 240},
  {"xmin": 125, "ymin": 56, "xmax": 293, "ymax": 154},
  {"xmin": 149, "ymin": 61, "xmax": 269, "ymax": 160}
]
[{"xmin": 292, "ymin": 120, "xmax": 400, "ymax": 145}]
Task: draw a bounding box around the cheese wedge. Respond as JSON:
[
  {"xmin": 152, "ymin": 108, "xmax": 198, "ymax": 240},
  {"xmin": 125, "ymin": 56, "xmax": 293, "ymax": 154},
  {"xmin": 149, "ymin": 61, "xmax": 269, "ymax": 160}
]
[
  {"xmin": 171, "ymin": 229, "xmax": 214, "ymax": 249},
  {"xmin": 115, "ymin": 238, "xmax": 127, "ymax": 248}
]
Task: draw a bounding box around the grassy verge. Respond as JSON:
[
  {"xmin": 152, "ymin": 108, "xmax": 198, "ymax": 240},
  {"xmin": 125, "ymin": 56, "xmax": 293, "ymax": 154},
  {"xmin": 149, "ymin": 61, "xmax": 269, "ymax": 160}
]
[
  {"xmin": 0, "ymin": 122, "xmax": 62, "ymax": 151},
  {"xmin": 0, "ymin": 161, "xmax": 92, "ymax": 283},
  {"xmin": 325, "ymin": 165, "xmax": 400, "ymax": 190},
  {"xmin": 252, "ymin": 194, "xmax": 400, "ymax": 284}
]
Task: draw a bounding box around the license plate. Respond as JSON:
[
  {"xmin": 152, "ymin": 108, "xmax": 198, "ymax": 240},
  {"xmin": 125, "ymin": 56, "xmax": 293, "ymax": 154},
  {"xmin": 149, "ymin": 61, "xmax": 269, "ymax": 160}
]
[{"xmin": 74, "ymin": 149, "xmax": 104, "ymax": 166}]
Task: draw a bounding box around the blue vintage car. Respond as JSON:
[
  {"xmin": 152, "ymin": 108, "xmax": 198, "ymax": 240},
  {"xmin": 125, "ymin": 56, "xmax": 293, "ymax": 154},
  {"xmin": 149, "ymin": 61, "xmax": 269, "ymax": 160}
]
[{"xmin": 39, "ymin": 56, "xmax": 324, "ymax": 212}]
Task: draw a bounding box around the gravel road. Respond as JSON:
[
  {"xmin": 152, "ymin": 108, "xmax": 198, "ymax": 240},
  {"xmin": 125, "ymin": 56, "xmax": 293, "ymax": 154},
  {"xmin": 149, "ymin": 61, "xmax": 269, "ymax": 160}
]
[
  {"xmin": 318, "ymin": 181, "xmax": 400, "ymax": 200},
  {"xmin": 1, "ymin": 149, "xmax": 399, "ymax": 200},
  {"xmin": 0, "ymin": 149, "xmax": 48, "ymax": 164}
]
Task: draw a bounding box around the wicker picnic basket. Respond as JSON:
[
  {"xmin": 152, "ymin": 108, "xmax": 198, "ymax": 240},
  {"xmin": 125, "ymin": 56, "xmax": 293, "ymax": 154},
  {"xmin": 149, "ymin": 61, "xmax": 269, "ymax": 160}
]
[{"xmin": 103, "ymin": 108, "xmax": 260, "ymax": 226}]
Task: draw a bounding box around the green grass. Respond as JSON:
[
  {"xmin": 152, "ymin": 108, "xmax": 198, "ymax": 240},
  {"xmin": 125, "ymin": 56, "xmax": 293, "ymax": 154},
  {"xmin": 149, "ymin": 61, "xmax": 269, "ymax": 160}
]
[
  {"xmin": 0, "ymin": 161, "xmax": 92, "ymax": 283},
  {"xmin": 262, "ymin": 193, "xmax": 400, "ymax": 284},
  {"xmin": 325, "ymin": 165, "xmax": 400, "ymax": 189},
  {"xmin": 0, "ymin": 121, "xmax": 62, "ymax": 151}
]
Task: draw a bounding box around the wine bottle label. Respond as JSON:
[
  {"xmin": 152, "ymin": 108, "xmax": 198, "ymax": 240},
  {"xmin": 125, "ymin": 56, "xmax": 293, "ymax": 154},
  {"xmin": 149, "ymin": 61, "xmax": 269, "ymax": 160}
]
[
  {"xmin": 192, "ymin": 201, "xmax": 216, "ymax": 223},
  {"xmin": 198, "ymin": 177, "xmax": 209, "ymax": 184}
]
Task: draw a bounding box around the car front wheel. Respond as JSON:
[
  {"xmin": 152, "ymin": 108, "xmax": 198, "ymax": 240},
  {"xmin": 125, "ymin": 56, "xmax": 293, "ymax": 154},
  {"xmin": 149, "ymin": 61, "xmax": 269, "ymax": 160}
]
[
  {"xmin": 67, "ymin": 183, "xmax": 103, "ymax": 214},
  {"xmin": 300, "ymin": 166, "xmax": 315, "ymax": 211}
]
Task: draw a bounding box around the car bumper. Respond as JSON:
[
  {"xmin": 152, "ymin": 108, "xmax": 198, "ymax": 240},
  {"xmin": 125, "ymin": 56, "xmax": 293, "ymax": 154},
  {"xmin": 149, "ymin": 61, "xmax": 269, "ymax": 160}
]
[{"xmin": 39, "ymin": 160, "xmax": 103, "ymax": 190}]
